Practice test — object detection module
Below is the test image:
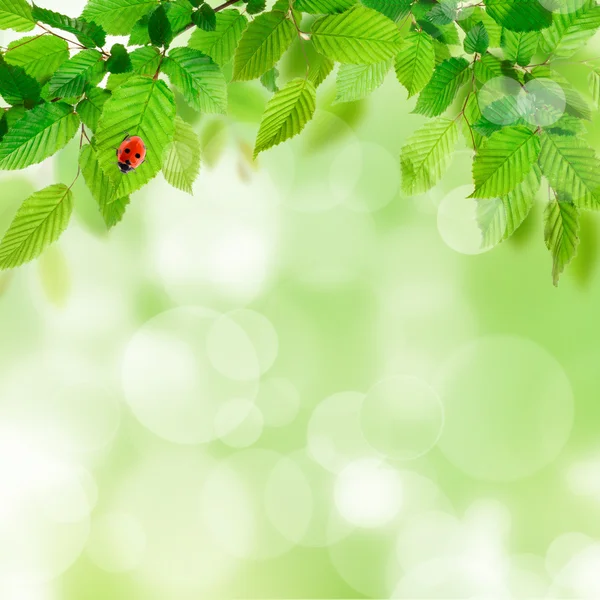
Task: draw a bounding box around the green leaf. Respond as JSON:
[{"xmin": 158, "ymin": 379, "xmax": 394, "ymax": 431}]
[
  {"xmin": 5, "ymin": 105, "xmax": 25, "ymax": 127},
  {"xmin": 464, "ymin": 22, "xmax": 489, "ymax": 54},
  {"xmin": 95, "ymin": 76, "xmax": 176, "ymax": 197},
  {"xmin": 311, "ymin": 5, "xmax": 402, "ymax": 64},
  {"xmin": 0, "ymin": 0, "xmax": 34, "ymax": 31},
  {"xmin": 473, "ymin": 52, "xmax": 518, "ymax": 85},
  {"xmin": 80, "ymin": 143, "xmax": 130, "ymax": 228},
  {"xmin": 414, "ymin": 57, "xmax": 470, "ymax": 117},
  {"xmin": 0, "ymin": 184, "xmax": 73, "ymax": 269},
  {"xmin": 162, "ymin": 116, "xmax": 201, "ymax": 194},
  {"xmin": 4, "ymin": 35, "xmax": 70, "ymax": 83},
  {"xmin": 47, "ymin": 50, "xmax": 105, "ymax": 99},
  {"xmin": 485, "ymin": 0, "xmax": 552, "ymax": 33},
  {"xmin": 246, "ymin": 0, "xmax": 267, "ymax": 15},
  {"xmin": 545, "ymin": 114, "xmax": 587, "ymax": 137},
  {"xmin": 308, "ymin": 53, "xmax": 335, "ymax": 87},
  {"xmin": 400, "ymin": 117, "xmax": 459, "ymax": 195},
  {"xmin": 589, "ymin": 68, "xmax": 600, "ymax": 109},
  {"xmin": 501, "ymin": 29, "xmax": 539, "ymax": 65},
  {"xmin": 189, "ymin": 9, "xmax": 248, "ymax": 66},
  {"xmin": 107, "ymin": 43, "xmax": 132, "ymax": 74},
  {"xmin": 149, "ymin": 4, "xmax": 174, "ymax": 47},
  {"xmin": 0, "ymin": 113, "xmax": 7, "ymax": 143},
  {"xmin": 76, "ymin": 87, "xmax": 111, "ymax": 132},
  {"xmin": 477, "ymin": 164, "xmax": 540, "ymax": 246},
  {"xmin": 0, "ymin": 102, "xmax": 79, "ymax": 170},
  {"xmin": 0, "ymin": 56, "xmax": 41, "ymax": 106},
  {"xmin": 395, "ymin": 31, "xmax": 435, "ymax": 97},
  {"xmin": 163, "ymin": 47, "xmax": 227, "ymax": 114},
  {"xmin": 106, "ymin": 46, "xmax": 162, "ymax": 89},
  {"xmin": 295, "ymin": 0, "xmax": 354, "ymax": 14},
  {"xmin": 335, "ymin": 59, "xmax": 390, "ymax": 103},
  {"xmin": 31, "ymin": 6, "xmax": 107, "ymax": 48},
  {"xmin": 544, "ymin": 194, "xmax": 580, "ymax": 286},
  {"xmin": 81, "ymin": 0, "xmax": 158, "ymax": 35},
  {"xmin": 463, "ymin": 92, "xmax": 483, "ymax": 151},
  {"xmin": 260, "ymin": 67, "xmax": 279, "ymax": 92},
  {"xmin": 471, "ymin": 126, "xmax": 541, "ymax": 198},
  {"xmin": 538, "ymin": 131, "xmax": 600, "ymax": 210},
  {"xmin": 361, "ymin": 0, "xmax": 410, "ymax": 21},
  {"xmin": 540, "ymin": 0, "xmax": 600, "ymax": 58},
  {"xmin": 233, "ymin": 10, "xmax": 295, "ymax": 81},
  {"xmin": 193, "ymin": 2, "xmax": 216, "ymax": 30},
  {"xmin": 254, "ymin": 77, "xmax": 316, "ymax": 158}
]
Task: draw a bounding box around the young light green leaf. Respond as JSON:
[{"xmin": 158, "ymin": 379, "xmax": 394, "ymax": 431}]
[
  {"xmin": 361, "ymin": 0, "xmax": 411, "ymax": 22},
  {"xmin": 188, "ymin": 10, "xmax": 248, "ymax": 66},
  {"xmin": 308, "ymin": 53, "xmax": 335, "ymax": 87},
  {"xmin": 4, "ymin": 35, "xmax": 70, "ymax": 82},
  {"xmin": 0, "ymin": 184, "xmax": 73, "ymax": 269},
  {"xmin": 538, "ymin": 132, "xmax": 600, "ymax": 210},
  {"xmin": 0, "ymin": 102, "xmax": 79, "ymax": 170},
  {"xmin": 192, "ymin": 2, "xmax": 216, "ymax": 31},
  {"xmin": 471, "ymin": 126, "xmax": 541, "ymax": 198},
  {"xmin": 149, "ymin": 4, "xmax": 174, "ymax": 47},
  {"xmin": 400, "ymin": 117, "xmax": 459, "ymax": 195},
  {"xmin": 544, "ymin": 193, "xmax": 580, "ymax": 286},
  {"xmin": 95, "ymin": 76, "xmax": 176, "ymax": 197},
  {"xmin": 395, "ymin": 31, "xmax": 435, "ymax": 98},
  {"xmin": 162, "ymin": 116, "xmax": 201, "ymax": 194},
  {"xmin": 76, "ymin": 87, "xmax": 111, "ymax": 132},
  {"xmin": 106, "ymin": 43, "xmax": 132, "ymax": 74},
  {"xmin": 295, "ymin": 0, "xmax": 354, "ymax": 14},
  {"xmin": 311, "ymin": 5, "xmax": 402, "ymax": 64},
  {"xmin": 0, "ymin": 0, "xmax": 34, "ymax": 31},
  {"xmin": 414, "ymin": 57, "xmax": 470, "ymax": 117},
  {"xmin": 254, "ymin": 78, "xmax": 316, "ymax": 158},
  {"xmin": 335, "ymin": 59, "xmax": 391, "ymax": 103},
  {"xmin": 163, "ymin": 47, "xmax": 227, "ymax": 114},
  {"xmin": 232, "ymin": 10, "xmax": 295, "ymax": 80},
  {"xmin": 31, "ymin": 5, "xmax": 106, "ymax": 48},
  {"xmin": 464, "ymin": 22, "xmax": 489, "ymax": 54},
  {"xmin": 0, "ymin": 57, "xmax": 41, "ymax": 106},
  {"xmin": 589, "ymin": 68, "xmax": 600, "ymax": 109},
  {"xmin": 485, "ymin": 0, "xmax": 552, "ymax": 33},
  {"xmin": 540, "ymin": 0, "xmax": 600, "ymax": 59},
  {"xmin": 80, "ymin": 143, "xmax": 130, "ymax": 228},
  {"xmin": 81, "ymin": 0, "xmax": 158, "ymax": 35},
  {"xmin": 501, "ymin": 30, "xmax": 539, "ymax": 65},
  {"xmin": 47, "ymin": 50, "xmax": 105, "ymax": 99}
]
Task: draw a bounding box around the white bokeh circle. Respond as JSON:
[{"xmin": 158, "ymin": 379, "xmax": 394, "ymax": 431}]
[
  {"xmin": 360, "ymin": 375, "xmax": 444, "ymax": 460},
  {"xmin": 520, "ymin": 79, "xmax": 566, "ymax": 127},
  {"xmin": 478, "ymin": 77, "xmax": 523, "ymax": 126}
]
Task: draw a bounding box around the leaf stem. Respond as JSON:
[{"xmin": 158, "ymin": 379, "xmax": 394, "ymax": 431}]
[{"xmin": 37, "ymin": 23, "xmax": 87, "ymax": 50}]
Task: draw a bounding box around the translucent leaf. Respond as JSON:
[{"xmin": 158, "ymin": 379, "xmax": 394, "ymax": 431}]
[
  {"xmin": 4, "ymin": 35, "xmax": 69, "ymax": 82},
  {"xmin": 400, "ymin": 117, "xmax": 458, "ymax": 195},
  {"xmin": 232, "ymin": 10, "xmax": 295, "ymax": 80},
  {"xmin": 81, "ymin": 0, "xmax": 158, "ymax": 35},
  {"xmin": 544, "ymin": 194, "xmax": 580, "ymax": 286},
  {"xmin": 80, "ymin": 143, "xmax": 130, "ymax": 228},
  {"xmin": 0, "ymin": 184, "xmax": 73, "ymax": 269},
  {"xmin": 189, "ymin": 9, "xmax": 248, "ymax": 67},
  {"xmin": 254, "ymin": 77, "xmax": 316, "ymax": 157},
  {"xmin": 335, "ymin": 59, "xmax": 391, "ymax": 103},
  {"xmin": 47, "ymin": 50, "xmax": 105, "ymax": 99},
  {"xmin": 162, "ymin": 116, "xmax": 201, "ymax": 194},
  {"xmin": 414, "ymin": 57, "xmax": 470, "ymax": 117},
  {"xmin": 471, "ymin": 126, "xmax": 541, "ymax": 198},
  {"xmin": 0, "ymin": 0, "xmax": 34, "ymax": 32},
  {"xmin": 538, "ymin": 131, "xmax": 600, "ymax": 210},
  {"xmin": 394, "ymin": 31, "xmax": 435, "ymax": 98},
  {"xmin": 311, "ymin": 5, "xmax": 402, "ymax": 64},
  {"xmin": 0, "ymin": 102, "xmax": 80, "ymax": 170},
  {"xmin": 163, "ymin": 47, "xmax": 227, "ymax": 114}
]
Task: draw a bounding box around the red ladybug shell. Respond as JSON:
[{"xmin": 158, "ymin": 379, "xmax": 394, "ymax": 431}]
[{"xmin": 116, "ymin": 135, "xmax": 146, "ymax": 174}]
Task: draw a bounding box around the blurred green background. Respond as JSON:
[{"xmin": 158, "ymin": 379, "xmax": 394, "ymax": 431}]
[{"xmin": 2, "ymin": 3, "xmax": 600, "ymax": 599}]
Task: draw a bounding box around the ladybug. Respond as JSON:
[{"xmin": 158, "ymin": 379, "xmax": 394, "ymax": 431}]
[{"xmin": 116, "ymin": 135, "xmax": 146, "ymax": 174}]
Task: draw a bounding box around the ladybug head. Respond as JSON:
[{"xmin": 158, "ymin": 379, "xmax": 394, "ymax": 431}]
[{"xmin": 118, "ymin": 161, "xmax": 133, "ymax": 174}]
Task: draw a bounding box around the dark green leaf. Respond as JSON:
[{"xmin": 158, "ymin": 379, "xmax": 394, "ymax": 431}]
[
  {"xmin": 149, "ymin": 4, "xmax": 174, "ymax": 47},
  {"xmin": 464, "ymin": 22, "xmax": 489, "ymax": 54},
  {"xmin": 360, "ymin": 0, "xmax": 410, "ymax": 21},
  {"xmin": 193, "ymin": 2, "xmax": 216, "ymax": 30},
  {"xmin": 485, "ymin": 0, "xmax": 552, "ymax": 33},
  {"xmin": 0, "ymin": 55, "xmax": 41, "ymax": 106},
  {"xmin": 31, "ymin": 5, "xmax": 106, "ymax": 48},
  {"xmin": 246, "ymin": 0, "xmax": 267, "ymax": 15},
  {"xmin": 107, "ymin": 43, "xmax": 132, "ymax": 74}
]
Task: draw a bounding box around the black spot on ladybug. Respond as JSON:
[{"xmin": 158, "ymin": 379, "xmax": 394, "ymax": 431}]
[
  {"xmin": 125, "ymin": 148, "xmax": 130, "ymax": 154},
  {"xmin": 135, "ymin": 153, "xmax": 141, "ymax": 158}
]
